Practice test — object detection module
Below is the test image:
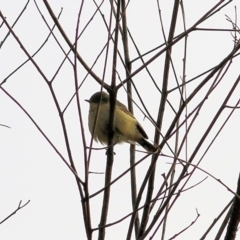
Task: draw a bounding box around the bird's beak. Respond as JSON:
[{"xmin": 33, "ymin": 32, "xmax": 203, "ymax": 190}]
[{"xmin": 85, "ymin": 99, "xmax": 90, "ymax": 103}]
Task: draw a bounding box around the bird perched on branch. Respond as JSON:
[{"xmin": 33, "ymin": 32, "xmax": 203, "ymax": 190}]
[{"xmin": 86, "ymin": 91, "xmax": 156, "ymax": 153}]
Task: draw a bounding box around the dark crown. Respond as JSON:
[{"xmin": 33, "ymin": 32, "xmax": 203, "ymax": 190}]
[{"xmin": 89, "ymin": 92, "xmax": 109, "ymax": 103}]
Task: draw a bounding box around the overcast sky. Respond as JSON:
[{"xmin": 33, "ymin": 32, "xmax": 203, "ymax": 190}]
[{"xmin": 1, "ymin": 1, "xmax": 240, "ymax": 240}]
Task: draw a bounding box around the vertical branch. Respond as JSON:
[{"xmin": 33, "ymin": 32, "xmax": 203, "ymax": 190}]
[
  {"xmin": 224, "ymin": 173, "xmax": 240, "ymax": 240},
  {"xmin": 162, "ymin": 1, "xmax": 188, "ymax": 239},
  {"xmin": 138, "ymin": 0, "xmax": 180, "ymax": 238},
  {"xmin": 98, "ymin": 1, "xmax": 121, "ymax": 239},
  {"xmin": 121, "ymin": 0, "xmax": 140, "ymax": 237},
  {"xmin": 73, "ymin": 2, "xmax": 92, "ymax": 240}
]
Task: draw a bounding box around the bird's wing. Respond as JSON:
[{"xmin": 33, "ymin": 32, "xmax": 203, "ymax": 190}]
[
  {"xmin": 116, "ymin": 100, "xmax": 135, "ymax": 118},
  {"xmin": 117, "ymin": 100, "xmax": 149, "ymax": 139}
]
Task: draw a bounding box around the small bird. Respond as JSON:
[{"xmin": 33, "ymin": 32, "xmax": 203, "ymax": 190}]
[{"xmin": 86, "ymin": 92, "xmax": 156, "ymax": 152}]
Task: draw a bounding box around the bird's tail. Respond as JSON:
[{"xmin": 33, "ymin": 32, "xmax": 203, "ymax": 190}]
[{"xmin": 138, "ymin": 138, "xmax": 157, "ymax": 153}]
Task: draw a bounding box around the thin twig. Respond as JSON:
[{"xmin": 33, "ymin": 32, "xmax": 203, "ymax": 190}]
[{"xmin": 0, "ymin": 200, "xmax": 30, "ymax": 224}]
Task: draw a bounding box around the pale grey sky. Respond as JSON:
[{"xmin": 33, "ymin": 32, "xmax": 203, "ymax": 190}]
[{"xmin": 1, "ymin": 1, "xmax": 240, "ymax": 239}]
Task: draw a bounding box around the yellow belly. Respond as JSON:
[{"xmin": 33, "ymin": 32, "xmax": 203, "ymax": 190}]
[{"xmin": 88, "ymin": 104, "xmax": 141, "ymax": 145}]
